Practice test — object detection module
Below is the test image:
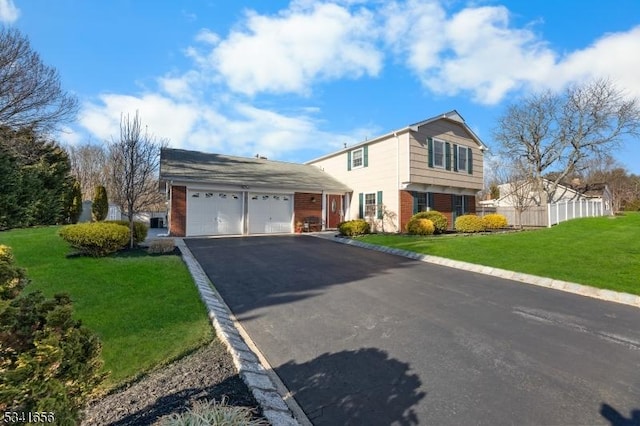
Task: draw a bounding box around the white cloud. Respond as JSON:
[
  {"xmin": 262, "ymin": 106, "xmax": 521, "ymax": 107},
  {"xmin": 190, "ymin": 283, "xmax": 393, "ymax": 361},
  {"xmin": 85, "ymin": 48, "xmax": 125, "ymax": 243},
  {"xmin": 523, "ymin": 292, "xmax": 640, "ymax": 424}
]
[
  {"xmin": 552, "ymin": 26, "xmax": 640, "ymax": 97},
  {"xmin": 207, "ymin": 2, "xmax": 382, "ymax": 95},
  {"xmin": 0, "ymin": 0, "xmax": 19, "ymax": 23}
]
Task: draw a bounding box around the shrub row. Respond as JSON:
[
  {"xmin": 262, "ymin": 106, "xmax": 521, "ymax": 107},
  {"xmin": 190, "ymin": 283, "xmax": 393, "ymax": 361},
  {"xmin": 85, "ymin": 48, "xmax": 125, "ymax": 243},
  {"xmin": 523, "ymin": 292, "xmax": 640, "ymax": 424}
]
[
  {"xmin": 406, "ymin": 211, "xmax": 508, "ymax": 235},
  {"xmin": 338, "ymin": 219, "xmax": 370, "ymax": 236}
]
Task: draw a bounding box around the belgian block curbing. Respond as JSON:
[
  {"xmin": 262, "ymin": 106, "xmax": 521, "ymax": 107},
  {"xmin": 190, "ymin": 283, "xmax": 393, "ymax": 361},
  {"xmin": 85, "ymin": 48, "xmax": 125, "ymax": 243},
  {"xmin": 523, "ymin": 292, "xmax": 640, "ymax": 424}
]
[
  {"xmin": 325, "ymin": 235, "xmax": 640, "ymax": 309},
  {"xmin": 176, "ymin": 239, "xmax": 301, "ymax": 426}
]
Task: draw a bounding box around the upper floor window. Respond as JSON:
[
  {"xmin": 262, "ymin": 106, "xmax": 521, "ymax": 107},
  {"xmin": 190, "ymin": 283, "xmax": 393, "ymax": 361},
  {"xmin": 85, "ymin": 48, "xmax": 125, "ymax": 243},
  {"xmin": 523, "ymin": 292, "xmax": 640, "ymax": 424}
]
[
  {"xmin": 457, "ymin": 145, "xmax": 467, "ymax": 172},
  {"xmin": 433, "ymin": 140, "xmax": 445, "ymax": 168},
  {"xmin": 352, "ymin": 148, "xmax": 364, "ymax": 169},
  {"xmin": 347, "ymin": 145, "xmax": 368, "ymax": 170}
]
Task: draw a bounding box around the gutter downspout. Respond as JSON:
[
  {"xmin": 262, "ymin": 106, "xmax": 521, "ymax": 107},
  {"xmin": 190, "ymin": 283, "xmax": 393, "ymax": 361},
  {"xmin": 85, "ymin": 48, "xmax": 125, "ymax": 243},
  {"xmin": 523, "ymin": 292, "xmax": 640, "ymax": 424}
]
[{"xmin": 395, "ymin": 131, "xmax": 400, "ymax": 231}]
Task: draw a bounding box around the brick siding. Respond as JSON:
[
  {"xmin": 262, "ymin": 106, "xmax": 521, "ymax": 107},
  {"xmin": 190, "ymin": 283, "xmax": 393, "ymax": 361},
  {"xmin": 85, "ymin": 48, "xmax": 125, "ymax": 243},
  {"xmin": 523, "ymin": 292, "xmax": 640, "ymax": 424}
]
[
  {"xmin": 399, "ymin": 190, "xmax": 414, "ymax": 231},
  {"xmin": 170, "ymin": 185, "xmax": 186, "ymax": 237},
  {"xmin": 294, "ymin": 192, "xmax": 322, "ymax": 225}
]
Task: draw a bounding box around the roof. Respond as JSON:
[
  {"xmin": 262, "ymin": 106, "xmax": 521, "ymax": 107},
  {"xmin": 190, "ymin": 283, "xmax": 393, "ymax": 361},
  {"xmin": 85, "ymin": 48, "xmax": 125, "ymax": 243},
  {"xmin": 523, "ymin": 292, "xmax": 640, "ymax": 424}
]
[
  {"xmin": 306, "ymin": 110, "xmax": 488, "ymax": 164},
  {"xmin": 160, "ymin": 148, "xmax": 352, "ymax": 193}
]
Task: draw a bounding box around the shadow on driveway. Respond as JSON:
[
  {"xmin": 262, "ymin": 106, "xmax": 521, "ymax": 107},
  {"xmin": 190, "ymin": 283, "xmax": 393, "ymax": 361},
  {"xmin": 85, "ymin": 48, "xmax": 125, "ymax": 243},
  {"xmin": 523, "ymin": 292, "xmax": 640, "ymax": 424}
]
[
  {"xmin": 278, "ymin": 347, "xmax": 426, "ymax": 425},
  {"xmin": 185, "ymin": 235, "xmax": 416, "ymax": 317}
]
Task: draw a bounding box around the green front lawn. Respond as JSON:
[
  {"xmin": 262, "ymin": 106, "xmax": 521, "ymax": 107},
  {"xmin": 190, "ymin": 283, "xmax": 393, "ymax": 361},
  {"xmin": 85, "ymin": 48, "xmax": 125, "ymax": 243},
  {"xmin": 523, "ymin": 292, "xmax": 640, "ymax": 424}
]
[
  {"xmin": 361, "ymin": 213, "xmax": 640, "ymax": 295},
  {"xmin": 0, "ymin": 227, "xmax": 213, "ymax": 391}
]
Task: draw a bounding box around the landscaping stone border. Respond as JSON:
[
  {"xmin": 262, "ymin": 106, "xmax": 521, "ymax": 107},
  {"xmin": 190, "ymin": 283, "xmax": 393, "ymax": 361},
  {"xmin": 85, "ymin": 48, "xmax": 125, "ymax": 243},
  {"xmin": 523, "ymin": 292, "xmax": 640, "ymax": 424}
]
[
  {"xmin": 176, "ymin": 239, "xmax": 302, "ymax": 426},
  {"xmin": 323, "ymin": 235, "xmax": 640, "ymax": 309}
]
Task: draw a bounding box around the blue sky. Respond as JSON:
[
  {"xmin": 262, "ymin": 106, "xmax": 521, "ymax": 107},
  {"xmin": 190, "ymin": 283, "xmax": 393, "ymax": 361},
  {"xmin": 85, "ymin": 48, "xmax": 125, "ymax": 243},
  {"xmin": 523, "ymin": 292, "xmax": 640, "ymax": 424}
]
[{"xmin": 4, "ymin": 0, "xmax": 640, "ymax": 174}]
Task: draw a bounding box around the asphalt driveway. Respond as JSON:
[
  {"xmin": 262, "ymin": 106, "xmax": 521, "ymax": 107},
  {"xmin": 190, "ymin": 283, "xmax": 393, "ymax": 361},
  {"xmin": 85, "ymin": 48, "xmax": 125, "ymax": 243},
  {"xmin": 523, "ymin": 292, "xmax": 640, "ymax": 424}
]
[{"xmin": 186, "ymin": 235, "xmax": 640, "ymax": 425}]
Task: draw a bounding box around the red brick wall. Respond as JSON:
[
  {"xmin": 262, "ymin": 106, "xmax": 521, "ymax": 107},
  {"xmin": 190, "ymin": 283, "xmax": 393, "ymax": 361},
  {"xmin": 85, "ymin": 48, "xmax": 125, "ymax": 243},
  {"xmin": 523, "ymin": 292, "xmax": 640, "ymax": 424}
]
[
  {"xmin": 433, "ymin": 193, "xmax": 454, "ymax": 230},
  {"xmin": 399, "ymin": 190, "xmax": 414, "ymax": 231},
  {"xmin": 294, "ymin": 192, "xmax": 322, "ymax": 225},
  {"xmin": 170, "ymin": 185, "xmax": 186, "ymax": 237},
  {"xmin": 467, "ymin": 195, "xmax": 476, "ymax": 214}
]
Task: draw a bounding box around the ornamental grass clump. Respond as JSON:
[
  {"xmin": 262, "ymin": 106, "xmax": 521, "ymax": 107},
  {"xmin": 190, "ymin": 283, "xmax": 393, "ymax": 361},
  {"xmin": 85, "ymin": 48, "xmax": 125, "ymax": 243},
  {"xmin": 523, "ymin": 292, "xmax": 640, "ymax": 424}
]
[
  {"xmin": 482, "ymin": 213, "xmax": 508, "ymax": 229},
  {"xmin": 455, "ymin": 214, "xmax": 486, "ymax": 233},
  {"xmin": 159, "ymin": 398, "xmax": 268, "ymax": 426},
  {"xmin": 407, "ymin": 211, "xmax": 448, "ymax": 234},
  {"xmin": 59, "ymin": 222, "xmax": 130, "ymax": 257},
  {"xmin": 406, "ymin": 218, "xmax": 435, "ymax": 235},
  {"xmin": 338, "ymin": 219, "xmax": 370, "ymax": 236}
]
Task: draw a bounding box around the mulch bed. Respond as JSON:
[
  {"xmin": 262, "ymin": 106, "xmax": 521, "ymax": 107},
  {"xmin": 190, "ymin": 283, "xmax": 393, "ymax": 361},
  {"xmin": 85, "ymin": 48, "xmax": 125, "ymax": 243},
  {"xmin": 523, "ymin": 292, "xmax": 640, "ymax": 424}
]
[{"xmin": 81, "ymin": 340, "xmax": 262, "ymax": 425}]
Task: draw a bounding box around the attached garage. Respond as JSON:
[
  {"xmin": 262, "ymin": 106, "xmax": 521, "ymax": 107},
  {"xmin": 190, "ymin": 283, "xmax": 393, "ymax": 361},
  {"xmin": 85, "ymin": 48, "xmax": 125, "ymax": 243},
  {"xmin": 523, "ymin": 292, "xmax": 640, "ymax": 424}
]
[
  {"xmin": 186, "ymin": 190, "xmax": 243, "ymax": 236},
  {"xmin": 160, "ymin": 148, "xmax": 351, "ymax": 237}
]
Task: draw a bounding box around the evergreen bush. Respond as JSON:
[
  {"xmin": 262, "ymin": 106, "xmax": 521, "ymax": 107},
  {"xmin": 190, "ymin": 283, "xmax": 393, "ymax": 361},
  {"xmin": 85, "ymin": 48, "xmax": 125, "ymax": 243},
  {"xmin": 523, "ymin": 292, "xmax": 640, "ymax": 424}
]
[
  {"xmin": 482, "ymin": 213, "xmax": 508, "ymax": 229},
  {"xmin": 92, "ymin": 185, "xmax": 109, "ymax": 222},
  {"xmin": 406, "ymin": 218, "xmax": 435, "ymax": 235},
  {"xmin": 59, "ymin": 222, "xmax": 130, "ymax": 256},
  {"xmin": 455, "ymin": 215, "xmax": 486, "ymax": 233},
  {"xmin": 106, "ymin": 220, "xmax": 148, "ymax": 244},
  {"xmin": 338, "ymin": 219, "xmax": 370, "ymax": 236},
  {"xmin": 407, "ymin": 211, "xmax": 448, "ymax": 234}
]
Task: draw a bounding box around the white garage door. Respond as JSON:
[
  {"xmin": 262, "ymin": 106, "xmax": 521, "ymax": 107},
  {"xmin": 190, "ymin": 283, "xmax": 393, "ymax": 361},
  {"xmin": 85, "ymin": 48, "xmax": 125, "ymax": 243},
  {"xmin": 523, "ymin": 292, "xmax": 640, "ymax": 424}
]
[
  {"xmin": 187, "ymin": 190, "xmax": 243, "ymax": 236},
  {"xmin": 248, "ymin": 193, "xmax": 293, "ymax": 234}
]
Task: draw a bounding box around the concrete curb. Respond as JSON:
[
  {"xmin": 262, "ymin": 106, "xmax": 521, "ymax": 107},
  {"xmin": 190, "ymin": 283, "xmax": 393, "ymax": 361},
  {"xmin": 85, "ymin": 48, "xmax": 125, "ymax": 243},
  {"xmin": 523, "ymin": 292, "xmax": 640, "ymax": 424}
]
[
  {"xmin": 324, "ymin": 235, "xmax": 640, "ymax": 309},
  {"xmin": 175, "ymin": 239, "xmax": 302, "ymax": 426}
]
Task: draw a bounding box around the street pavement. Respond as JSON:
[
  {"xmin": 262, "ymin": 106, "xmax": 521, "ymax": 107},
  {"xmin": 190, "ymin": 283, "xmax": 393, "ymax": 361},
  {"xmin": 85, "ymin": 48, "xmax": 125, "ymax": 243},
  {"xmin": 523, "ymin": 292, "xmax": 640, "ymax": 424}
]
[{"xmin": 185, "ymin": 235, "xmax": 640, "ymax": 425}]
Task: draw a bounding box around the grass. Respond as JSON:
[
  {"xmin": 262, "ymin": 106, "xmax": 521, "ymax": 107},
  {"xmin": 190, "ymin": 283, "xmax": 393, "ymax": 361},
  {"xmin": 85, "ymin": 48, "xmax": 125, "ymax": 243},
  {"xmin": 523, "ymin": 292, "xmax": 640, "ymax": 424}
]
[
  {"xmin": 360, "ymin": 212, "xmax": 640, "ymax": 295},
  {"xmin": 0, "ymin": 226, "xmax": 214, "ymax": 391}
]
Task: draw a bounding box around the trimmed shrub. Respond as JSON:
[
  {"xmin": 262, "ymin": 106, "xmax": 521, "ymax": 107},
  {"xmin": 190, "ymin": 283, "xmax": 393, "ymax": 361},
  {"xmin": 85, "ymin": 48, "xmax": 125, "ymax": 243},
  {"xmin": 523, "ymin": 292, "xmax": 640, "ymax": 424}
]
[
  {"xmin": 106, "ymin": 220, "xmax": 148, "ymax": 244},
  {"xmin": 407, "ymin": 211, "xmax": 448, "ymax": 234},
  {"xmin": 148, "ymin": 239, "xmax": 176, "ymax": 255},
  {"xmin": 159, "ymin": 397, "xmax": 268, "ymax": 426},
  {"xmin": 455, "ymin": 214, "xmax": 486, "ymax": 233},
  {"xmin": 338, "ymin": 219, "xmax": 370, "ymax": 236},
  {"xmin": 0, "ymin": 245, "xmax": 28, "ymax": 300},
  {"xmin": 59, "ymin": 222, "xmax": 130, "ymax": 256},
  {"xmin": 0, "ymin": 291, "xmax": 106, "ymax": 424},
  {"xmin": 406, "ymin": 218, "xmax": 435, "ymax": 236},
  {"xmin": 482, "ymin": 213, "xmax": 508, "ymax": 229}
]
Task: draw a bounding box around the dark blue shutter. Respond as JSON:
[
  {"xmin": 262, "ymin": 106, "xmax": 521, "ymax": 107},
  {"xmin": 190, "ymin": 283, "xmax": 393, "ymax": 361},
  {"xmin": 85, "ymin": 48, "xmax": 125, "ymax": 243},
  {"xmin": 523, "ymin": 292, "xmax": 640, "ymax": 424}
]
[
  {"xmin": 363, "ymin": 145, "xmax": 369, "ymax": 167},
  {"xmin": 377, "ymin": 191, "xmax": 383, "ymax": 219},
  {"xmin": 347, "ymin": 151, "xmax": 352, "ymax": 171},
  {"xmin": 445, "ymin": 142, "xmax": 451, "ymax": 171},
  {"xmin": 358, "ymin": 193, "xmax": 364, "ymax": 218},
  {"xmin": 412, "ymin": 191, "xmax": 418, "ymax": 214},
  {"xmin": 467, "ymin": 147, "xmax": 473, "ymax": 174},
  {"xmin": 427, "ymin": 138, "xmax": 434, "ymax": 168},
  {"xmin": 428, "ymin": 192, "xmax": 434, "ymax": 210},
  {"xmin": 453, "ymin": 144, "xmax": 458, "ymax": 172}
]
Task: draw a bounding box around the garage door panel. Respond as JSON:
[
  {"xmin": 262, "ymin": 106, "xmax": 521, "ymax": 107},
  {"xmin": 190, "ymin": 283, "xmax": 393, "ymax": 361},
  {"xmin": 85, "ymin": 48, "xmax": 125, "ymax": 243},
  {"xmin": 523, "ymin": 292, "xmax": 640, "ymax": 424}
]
[
  {"xmin": 187, "ymin": 190, "xmax": 243, "ymax": 236},
  {"xmin": 248, "ymin": 193, "xmax": 293, "ymax": 234}
]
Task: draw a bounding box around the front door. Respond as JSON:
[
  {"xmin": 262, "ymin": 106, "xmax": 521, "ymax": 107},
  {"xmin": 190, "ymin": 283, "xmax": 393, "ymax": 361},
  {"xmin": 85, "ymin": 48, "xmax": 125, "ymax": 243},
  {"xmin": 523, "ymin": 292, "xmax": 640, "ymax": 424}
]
[{"xmin": 326, "ymin": 194, "xmax": 343, "ymax": 229}]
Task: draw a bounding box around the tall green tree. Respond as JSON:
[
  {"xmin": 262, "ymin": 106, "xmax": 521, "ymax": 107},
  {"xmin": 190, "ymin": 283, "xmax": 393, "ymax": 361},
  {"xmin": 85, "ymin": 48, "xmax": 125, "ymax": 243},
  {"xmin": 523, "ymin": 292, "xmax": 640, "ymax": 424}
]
[
  {"xmin": 67, "ymin": 179, "xmax": 83, "ymax": 224},
  {"xmin": 92, "ymin": 185, "xmax": 108, "ymax": 221},
  {"xmin": 0, "ymin": 126, "xmax": 73, "ymax": 227}
]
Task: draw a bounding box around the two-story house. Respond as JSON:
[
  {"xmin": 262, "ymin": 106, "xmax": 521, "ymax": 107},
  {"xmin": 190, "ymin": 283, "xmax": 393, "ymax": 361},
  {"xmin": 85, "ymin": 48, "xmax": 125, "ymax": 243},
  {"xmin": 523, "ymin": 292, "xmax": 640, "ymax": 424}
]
[
  {"xmin": 306, "ymin": 110, "xmax": 488, "ymax": 231},
  {"xmin": 160, "ymin": 110, "xmax": 487, "ymax": 236}
]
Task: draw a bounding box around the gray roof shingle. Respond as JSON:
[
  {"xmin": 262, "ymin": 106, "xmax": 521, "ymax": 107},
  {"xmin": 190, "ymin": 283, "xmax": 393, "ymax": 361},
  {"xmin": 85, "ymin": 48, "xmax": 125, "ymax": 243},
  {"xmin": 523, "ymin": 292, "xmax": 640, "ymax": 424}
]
[{"xmin": 160, "ymin": 148, "xmax": 351, "ymax": 193}]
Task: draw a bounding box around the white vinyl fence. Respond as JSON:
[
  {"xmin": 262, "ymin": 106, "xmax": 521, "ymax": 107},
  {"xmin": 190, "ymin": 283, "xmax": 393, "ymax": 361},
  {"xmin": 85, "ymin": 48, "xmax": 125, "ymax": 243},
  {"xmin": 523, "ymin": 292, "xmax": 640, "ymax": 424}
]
[
  {"xmin": 547, "ymin": 198, "xmax": 606, "ymax": 227},
  {"xmin": 494, "ymin": 198, "xmax": 608, "ymax": 228}
]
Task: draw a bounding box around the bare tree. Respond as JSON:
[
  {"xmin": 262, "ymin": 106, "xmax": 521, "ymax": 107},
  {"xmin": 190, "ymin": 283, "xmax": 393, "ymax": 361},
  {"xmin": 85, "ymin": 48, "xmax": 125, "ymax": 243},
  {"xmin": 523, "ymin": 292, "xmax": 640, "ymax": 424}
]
[
  {"xmin": 67, "ymin": 143, "xmax": 109, "ymax": 200},
  {"xmin": 109, "ymin": 111, "xmax": 167, "ymax": 248},
  {"xmin": 494, "ymin": 79, "xmax": 640, "ymax": 203},
  {"xmin": 0, "ymin": 28, "xmax": 78, "ymax": 132}
]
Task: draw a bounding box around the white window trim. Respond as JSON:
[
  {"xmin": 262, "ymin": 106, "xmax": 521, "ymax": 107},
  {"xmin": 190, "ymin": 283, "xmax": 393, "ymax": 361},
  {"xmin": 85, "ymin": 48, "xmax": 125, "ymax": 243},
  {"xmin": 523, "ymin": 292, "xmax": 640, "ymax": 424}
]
[
  {"xmin": 457, "ymin": 145, "xmax": 468, "ymax": 172},
  {"xmin": 351, "ymin": 147, "xmax": 364, "ymax": 169},
  {"xmin": 364, "ymin": 192, "xmax": 377, "ymax": 218},
  {"xmin": 433, "ymin": 139, "xmax": 445, "ymax": 169}
]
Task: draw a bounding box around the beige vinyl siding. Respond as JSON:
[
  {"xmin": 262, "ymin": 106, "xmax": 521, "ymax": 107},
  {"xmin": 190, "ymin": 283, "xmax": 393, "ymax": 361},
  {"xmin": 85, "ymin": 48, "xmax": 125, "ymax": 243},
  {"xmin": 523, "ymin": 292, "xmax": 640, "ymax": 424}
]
[
  {"xmin": 409, "ymin": 120, "xmax": 484, "ymax": 190},
  {"xmin": 310, "ymin": 133, "xmax": 408, "ymax": 230}
]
